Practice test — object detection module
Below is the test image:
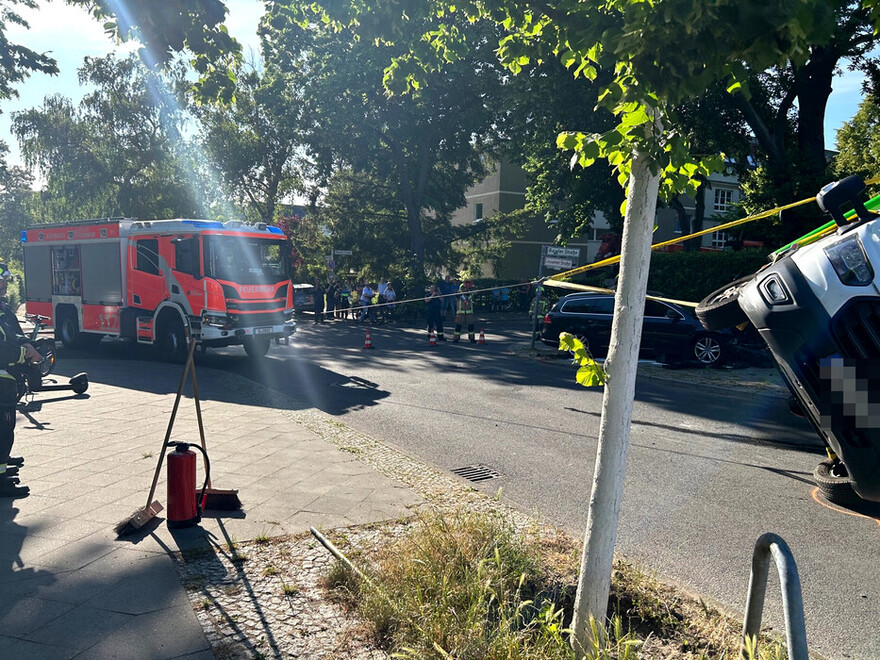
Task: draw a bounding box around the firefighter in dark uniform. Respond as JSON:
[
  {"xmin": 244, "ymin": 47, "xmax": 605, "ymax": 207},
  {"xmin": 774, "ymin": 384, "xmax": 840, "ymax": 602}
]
[{"xmin": 0, "ymin": 264, "xmax": 41, "ymax": 498}]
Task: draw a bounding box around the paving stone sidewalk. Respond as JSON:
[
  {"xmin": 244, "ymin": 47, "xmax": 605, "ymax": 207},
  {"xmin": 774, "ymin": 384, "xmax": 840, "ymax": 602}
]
[{"xmin": 0, "ymin": 357, "xmax": 421, "ymax": 659}]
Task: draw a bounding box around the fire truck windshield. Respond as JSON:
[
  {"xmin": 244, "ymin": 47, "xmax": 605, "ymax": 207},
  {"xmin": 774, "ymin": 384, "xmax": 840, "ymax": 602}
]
[{"xmin": 203, "ymin": 236, "xmax": 288, "ymax": 285}]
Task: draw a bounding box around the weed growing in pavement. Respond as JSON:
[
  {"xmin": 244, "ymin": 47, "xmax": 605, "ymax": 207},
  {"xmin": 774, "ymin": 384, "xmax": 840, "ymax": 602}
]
[
  {"xmin": 183, "ymin": 577, "xmax": 205, "ymax": 590},
  {"xmin": 199, "ymin": 597, "xmax": 212, "ymax": 611},
  {"xmin": 263, "ymin": 565, "xmax": 280, "ymax": 577},
  {"xmin": 324, "ymin": 508, "xmax": 590, "ymax": 658},
  {"xmin": 281, "ymin": 579, "xmax": 300, "ymax": 596},
  {"xmin": 321, "ymin": 509, "xmax": 790, "ymax": 659},
  {"xmin": 255, "ymin": 534, "xmax": 271, "ymax": 545}
]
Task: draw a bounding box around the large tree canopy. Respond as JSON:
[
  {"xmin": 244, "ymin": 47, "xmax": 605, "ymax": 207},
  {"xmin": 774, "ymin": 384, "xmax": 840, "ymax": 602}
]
[
  {"xmin": 834, "ymin": 93, "xmax": 880, "ymax": 182},
  {"xmin": 13, "ymin": 54, "xmax": 204, "ymax": 220},
  {"xmin": 67, "ymin": 0, "xmax": 241, "ymax": 101},
  {"xmin": 261, "ymin": 2, "xmax": 503, "ymax": 277},
  {"xmin": 196, "ymin": 64, "xmax": 304, "ymax": 224},
  {"xmin": 730, "ymin": 1, "xmax": 880, "ymax": 242},
  {"xmin": 0, "ymin": 0, "xmax": 58, "ymax": 102}
]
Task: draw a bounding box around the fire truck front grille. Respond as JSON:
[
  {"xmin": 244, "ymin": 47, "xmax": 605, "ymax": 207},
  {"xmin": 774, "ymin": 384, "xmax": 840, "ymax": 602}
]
[
  {"xmin": 227, "ymin": 299, "xmax": 286, "ymax": 313},
  {"xmin": 831, "ymin": 300, "xmax": 880, "ymax": 359},
  {"xmin": 228, "ymin": 310, "xmax": 285, "ymax": 328}
]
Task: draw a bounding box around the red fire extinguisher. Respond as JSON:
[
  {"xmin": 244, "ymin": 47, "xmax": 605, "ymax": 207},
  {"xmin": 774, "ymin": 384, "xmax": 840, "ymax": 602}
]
[{"xmin": 167, "ymin": 442, "xmax": 209, "ymax": 529}]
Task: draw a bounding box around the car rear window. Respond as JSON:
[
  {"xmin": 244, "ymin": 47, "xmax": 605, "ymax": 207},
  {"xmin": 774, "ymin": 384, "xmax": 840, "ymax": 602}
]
[{"xmin": 562, "ymin": 297, "xmax": 614, "ymax": 314}]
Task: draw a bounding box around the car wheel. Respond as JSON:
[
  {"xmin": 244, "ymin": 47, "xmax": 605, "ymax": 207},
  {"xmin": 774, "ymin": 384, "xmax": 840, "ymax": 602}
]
[
  {"xmin": 813, "ymin": 459, "xmax": 861, "ymax": 506},
  {"xmin": 565, "ymin": 333, "xmax": 591, "ymax": 354},
  {"xmin": 243, "ymin": 335, "xmax": 271, "ymax": 359},
  {"xmin": 158, "ymin": 318, "xmax": 188, "ymax": 364},
  {"xmin": 692, "ymin": 334, "xmax": 724, "ymax": 366},
  {"xmin": 695, "ymin": 276, "xmax": 753, "ymax": 331}
]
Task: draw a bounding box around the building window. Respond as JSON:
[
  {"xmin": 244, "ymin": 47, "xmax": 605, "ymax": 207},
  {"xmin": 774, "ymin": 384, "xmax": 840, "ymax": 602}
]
[
  {"xmin": 711, "ymin": 230, "xmax": 728, "ymax": 250},
  {"xmin": 673, "ymin": 214, "xmax": 690, "ymax": 234},
  {"xmin": 714, "ymin": 188, "xmax": 734, "ymax": 213},
  {"xmin": 474, "ymin": 203, "xmax": 483, "ymax": 222}
]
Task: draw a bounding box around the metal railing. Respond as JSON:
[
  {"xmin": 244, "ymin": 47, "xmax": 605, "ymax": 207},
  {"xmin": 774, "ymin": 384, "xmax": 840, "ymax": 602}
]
[{"xmin": 741, "ymin": 533, "xmax": 808, "ymax": 659}]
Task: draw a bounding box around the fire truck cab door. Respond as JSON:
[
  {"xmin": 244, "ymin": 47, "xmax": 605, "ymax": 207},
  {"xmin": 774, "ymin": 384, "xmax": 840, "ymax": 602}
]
[
  {"xmin": 127, "ymin": 237, "xmax": 168, "ymax": 310},
  {"xmin": 170, "ymin": 235, "xmax": 203, "ymax": 309}
]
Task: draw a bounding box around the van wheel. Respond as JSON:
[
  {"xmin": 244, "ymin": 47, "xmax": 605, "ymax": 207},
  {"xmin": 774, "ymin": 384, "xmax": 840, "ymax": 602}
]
[
  {"xmin": 695, "ymin": 276, "xmax": 753, "ymax": 331},
  {"xmin": 813, "ymin": 459, "xmax": 861, "ymax": 506},
  {"xmin": 158, "ymin": 319, "xmax": 187, "ymax": 363},
  {"xmin": 243, "ymin": 336, "xmax": 270, "ymax": 359},
  {"xmin": 57, "ymin": 312, "xmax": 81, "ymax": 349}
]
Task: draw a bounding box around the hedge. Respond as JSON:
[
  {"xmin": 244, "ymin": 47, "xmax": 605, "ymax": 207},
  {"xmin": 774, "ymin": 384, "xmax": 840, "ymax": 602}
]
[
  {"xmin": 646, "ymin": 249, "xmax": 769, "ymax": 303},
  {"xmin": 463, "ymin": 248, "xmax": 770, "ymax": 311}
]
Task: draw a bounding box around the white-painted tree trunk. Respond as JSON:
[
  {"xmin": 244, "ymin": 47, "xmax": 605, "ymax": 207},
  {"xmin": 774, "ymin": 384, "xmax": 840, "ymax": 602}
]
[{"xmin": 570, "ymin": 147, "xmax": 662, "ymax": 653}]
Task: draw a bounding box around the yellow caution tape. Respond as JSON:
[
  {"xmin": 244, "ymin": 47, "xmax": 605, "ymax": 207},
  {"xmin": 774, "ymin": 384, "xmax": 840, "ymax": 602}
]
[
  {"xmin": 542, "ymin": 278, "xmax": 699, "ymax": 307},
  {"xmin": 548, "ymin": 174, "xmax": 880, "ymax": 284}
]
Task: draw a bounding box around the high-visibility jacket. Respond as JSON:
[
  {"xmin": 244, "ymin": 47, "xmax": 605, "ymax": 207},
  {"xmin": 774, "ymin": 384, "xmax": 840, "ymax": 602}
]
[
  {"xmin": 457, "ymin": 294, "xmax": 474, "ymax": 315},
  {"xmin": 0, "ymin": 306, "xmax": 27, "ymax": 383}
]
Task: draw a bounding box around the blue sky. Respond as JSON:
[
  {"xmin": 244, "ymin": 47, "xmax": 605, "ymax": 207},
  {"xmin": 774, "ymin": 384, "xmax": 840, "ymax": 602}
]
[{"xmin": 1, "ymin": 1, "xmax": 868, "ymax": 175}]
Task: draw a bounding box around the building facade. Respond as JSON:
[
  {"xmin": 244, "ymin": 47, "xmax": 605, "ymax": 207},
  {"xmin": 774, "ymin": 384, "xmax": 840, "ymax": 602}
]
[{"xmin": 452, "ymin": 159, "xmax": 742, "ymax": 280}]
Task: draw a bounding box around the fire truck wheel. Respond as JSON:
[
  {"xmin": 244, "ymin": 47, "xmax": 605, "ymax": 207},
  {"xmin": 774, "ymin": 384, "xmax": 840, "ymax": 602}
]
[
  {"xmin": 243, "ymin": 335, "xmax": 271, "ymax": 358},
  {"xmin": 57, "ymin": 312, "xmax": 81, "ymax": 349},
  {"xmin": 158, "ymin": 318, "xmax": 187, "ymax": 363}
]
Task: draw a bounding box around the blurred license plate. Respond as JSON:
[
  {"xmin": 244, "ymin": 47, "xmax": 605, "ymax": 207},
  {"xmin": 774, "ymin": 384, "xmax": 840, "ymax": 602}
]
[{"xmin": 254, "ymin": 327, "xmax": 272, "ymax": 335}]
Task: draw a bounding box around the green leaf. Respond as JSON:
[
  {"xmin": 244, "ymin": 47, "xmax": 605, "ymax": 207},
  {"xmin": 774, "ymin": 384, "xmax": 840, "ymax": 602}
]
[
  {"xmin": 576, "ymin": 364, "xmax": 606, "ymax": 387},
  {"xmin": 557, "ymin": 132, "xmax": 581, "ymax": 150}
]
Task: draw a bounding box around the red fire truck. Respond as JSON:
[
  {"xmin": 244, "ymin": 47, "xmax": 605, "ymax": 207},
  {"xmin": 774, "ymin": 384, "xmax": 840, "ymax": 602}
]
[{"xmin": 22, "ymin": 218, "xmax": 296, "ymax": 359}]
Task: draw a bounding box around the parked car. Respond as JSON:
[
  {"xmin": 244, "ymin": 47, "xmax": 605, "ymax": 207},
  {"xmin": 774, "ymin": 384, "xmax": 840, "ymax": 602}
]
[
  {"xmin": 292, "ymin": 283, "xmax": 315, "ymax": 315},
  {"xmin": 696, "ymin": 175, "xmax": 880, "ymax": 504},
  {"xmin": 541, "ymin": 291, "xmax": 733, "ymax": 366}
]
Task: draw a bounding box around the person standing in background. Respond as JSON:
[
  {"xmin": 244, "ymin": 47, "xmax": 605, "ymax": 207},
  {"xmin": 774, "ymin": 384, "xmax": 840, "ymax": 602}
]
[
  {"xmin": 313, "ymin": 280, "xmax": 325, "ymax": 324},
  {"xmin": 337, "ymin": 280, "xmax": 351, "ymax": 320},
  {"xmin": 425, "ymin": 284, "xmax": 446, "ymax": 341},
  {"xmin": 453, "ymin": 281, "xmax": 476, "ymax": 343}
]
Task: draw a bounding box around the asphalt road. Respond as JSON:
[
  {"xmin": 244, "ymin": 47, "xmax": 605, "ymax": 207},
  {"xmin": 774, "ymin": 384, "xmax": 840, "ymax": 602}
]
[{"xmin": 85, "ymin": 316, "xmax": 880, "ymax": 659}]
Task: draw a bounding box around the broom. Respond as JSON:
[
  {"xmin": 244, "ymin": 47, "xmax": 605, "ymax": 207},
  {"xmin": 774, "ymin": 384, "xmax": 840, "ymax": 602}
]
[
  {"xmin": 188, "ymin": 353, "xmax": 241, "ymax": 510},
  {"xmin": 114, "ymin": 337, "xmax": 198, "ymax": 536}
]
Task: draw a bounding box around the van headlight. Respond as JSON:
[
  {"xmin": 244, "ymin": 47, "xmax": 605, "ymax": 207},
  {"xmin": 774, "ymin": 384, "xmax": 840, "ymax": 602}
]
[
  {"xmin": 759, "ymin": 273, "xmax": 791, "ymax": 305},
  {"xmin": 824, "ymin": 235, "xmax": 874, "ymax": 286}
]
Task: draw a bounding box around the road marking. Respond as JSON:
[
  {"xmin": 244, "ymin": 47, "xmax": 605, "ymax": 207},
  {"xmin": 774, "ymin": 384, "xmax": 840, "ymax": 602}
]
[{"xmin": 810, "ymin": 487, "xmax": 880, "ymax": 528}]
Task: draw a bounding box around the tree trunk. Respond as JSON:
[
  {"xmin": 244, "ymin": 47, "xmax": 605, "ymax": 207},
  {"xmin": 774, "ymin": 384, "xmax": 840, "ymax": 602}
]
[
  {"xmin": 795, "ymin": 50, "xmax": 835, "ymax": 191},
  {"xmin": 406, "ymin": 202, "xmax": 425, "ymax": 274},
  {"xmin": 686, "ymin": 178, "xmax": 707, "ymax": 251},
  {"xmin": 570, "ymin": 147, "xmax": 662, "ymax": 653}
]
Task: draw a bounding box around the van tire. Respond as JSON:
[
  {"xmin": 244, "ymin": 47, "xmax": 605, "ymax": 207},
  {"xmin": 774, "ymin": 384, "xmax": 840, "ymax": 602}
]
[
  {"xmin": 695, "ymin": 276, "xmax": 753, "ymax": 331},
  {"xmin": 813, "ymin": 459, "xmax": 861, "ymax": 507}
]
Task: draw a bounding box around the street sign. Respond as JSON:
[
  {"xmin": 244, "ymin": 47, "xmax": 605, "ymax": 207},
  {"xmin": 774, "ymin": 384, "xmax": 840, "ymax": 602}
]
[
  {"xmin": 544, "ymin": 246, "xmax": 581, "ymax": 259},
  {"xmin": 543, "ymin": 257, "xmax": 573, "ymax": 270},
  {"xmin": 334, "ymin": 249, "xmax": 353, "ymax": 256}
]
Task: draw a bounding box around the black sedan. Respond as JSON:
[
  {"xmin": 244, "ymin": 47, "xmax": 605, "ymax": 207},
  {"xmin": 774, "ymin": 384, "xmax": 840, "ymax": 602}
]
[{"xmin": 541, "ymin": 292, "xmax": 732, "ymax": 366}]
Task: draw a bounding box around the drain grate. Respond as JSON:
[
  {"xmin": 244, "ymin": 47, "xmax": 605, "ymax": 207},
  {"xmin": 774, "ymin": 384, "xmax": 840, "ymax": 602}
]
[{"xmin": 451, "ymin": 464, "xmax": 502, "ymax": 482}]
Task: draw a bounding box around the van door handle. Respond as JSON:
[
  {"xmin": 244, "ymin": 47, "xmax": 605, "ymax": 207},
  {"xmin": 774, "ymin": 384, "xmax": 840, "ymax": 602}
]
[{"xmin": 133, "ymin": 294, "xmax": 141, "ymax": 305}]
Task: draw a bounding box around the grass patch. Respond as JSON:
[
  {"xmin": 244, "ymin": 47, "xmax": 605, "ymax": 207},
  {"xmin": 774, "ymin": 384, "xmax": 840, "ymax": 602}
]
[
  {"xmin": 281, "ymin": 580, "xmax": 300, "ymax": 596},
  {"xmin": 322, "ymin": 509, "xmax": 789, "ymax": 659}
]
